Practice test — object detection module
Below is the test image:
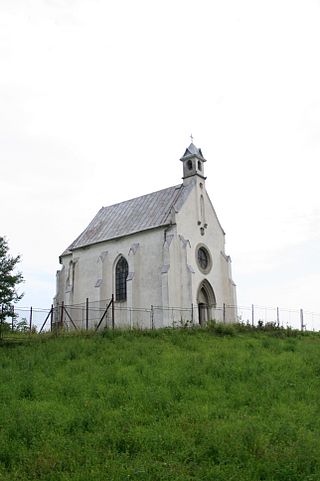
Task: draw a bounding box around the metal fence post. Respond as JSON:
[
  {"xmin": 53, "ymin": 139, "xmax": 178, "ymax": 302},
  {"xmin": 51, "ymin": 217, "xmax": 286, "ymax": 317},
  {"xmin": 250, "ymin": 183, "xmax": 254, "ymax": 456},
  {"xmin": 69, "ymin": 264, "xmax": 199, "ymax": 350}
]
[
  {"xmin": 86, "ymin": 298, "xmax": 89, "ymax": 331},
  {"xmin": 251, "ymin": 304, "xmax": 255, "ymax": 327},
  {"xmin": 276, "ymin": 307, "xmax": 280, "ymax": 327},
  {"xmin": 60, "ymin": 301, "xmax": 64, "ymax": 331},
  {"xmin": 300, "ymin": 308, "xmax": 304, "ymax": 331},
  {"xmin": 111, "ymin": 294, "xmax": 115, "ymax": 329},
  {"xmin": 39, "ymin": 306, "xmax": 54, "ymax": 334},
  {"xmin": 29, "ymin": 306, "xmax": 33, "ymax": 332},
  {"xmin": 151, "ymin": 305, "xmax": 154, "ymax": 329},
  {"xmin": 50, "ymin": 305, "xmax": 54, "ymax": 331},
  {"xmin": 223, "ymin": 303, "xmax": 226, "ymax": 323}
]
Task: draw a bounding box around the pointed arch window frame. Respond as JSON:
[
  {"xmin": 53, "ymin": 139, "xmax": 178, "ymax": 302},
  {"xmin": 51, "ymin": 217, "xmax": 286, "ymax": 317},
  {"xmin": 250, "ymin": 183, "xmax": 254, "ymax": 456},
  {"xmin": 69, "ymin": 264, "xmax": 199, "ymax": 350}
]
[{"xmin": 115, "ymin": 256, "xmax": 129, "ymax": 302}]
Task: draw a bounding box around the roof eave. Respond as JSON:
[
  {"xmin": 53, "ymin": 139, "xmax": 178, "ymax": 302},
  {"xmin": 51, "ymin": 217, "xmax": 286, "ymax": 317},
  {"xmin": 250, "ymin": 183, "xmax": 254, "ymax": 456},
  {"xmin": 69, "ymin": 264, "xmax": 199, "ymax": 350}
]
[
  {"xmin": 180, "ymin": 153, "xmax": 207, "ymax": 162},
  {"xmin": 63, "ymin": 222, "xmax": 174, "ymax": 253}
]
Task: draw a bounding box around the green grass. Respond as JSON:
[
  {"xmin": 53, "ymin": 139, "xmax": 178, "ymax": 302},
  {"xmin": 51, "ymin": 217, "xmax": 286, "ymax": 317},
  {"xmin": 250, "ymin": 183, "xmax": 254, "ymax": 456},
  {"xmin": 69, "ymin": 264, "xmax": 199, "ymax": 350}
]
[{"xmin": 1, "ymin": 327, "xmax": 320, "ymax": 480}]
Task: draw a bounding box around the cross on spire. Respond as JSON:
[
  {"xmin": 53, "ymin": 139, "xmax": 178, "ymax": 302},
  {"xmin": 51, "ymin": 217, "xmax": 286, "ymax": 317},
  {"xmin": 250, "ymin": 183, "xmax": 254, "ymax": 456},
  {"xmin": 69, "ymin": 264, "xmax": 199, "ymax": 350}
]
[{"xmin": 190, "ymin": 133, "xmax": 194, "ymax": 144}]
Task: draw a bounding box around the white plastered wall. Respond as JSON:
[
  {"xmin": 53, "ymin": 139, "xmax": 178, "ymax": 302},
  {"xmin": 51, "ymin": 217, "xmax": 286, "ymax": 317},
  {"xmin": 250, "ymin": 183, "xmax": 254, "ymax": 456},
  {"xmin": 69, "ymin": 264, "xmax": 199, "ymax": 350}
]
[
  {"xmin": 57, "ymin": 227, "xmax": 168, "ymax": 327},
  {"xmin": 167, "ymin": 176, "xmax": 237, "ymax": 323}
]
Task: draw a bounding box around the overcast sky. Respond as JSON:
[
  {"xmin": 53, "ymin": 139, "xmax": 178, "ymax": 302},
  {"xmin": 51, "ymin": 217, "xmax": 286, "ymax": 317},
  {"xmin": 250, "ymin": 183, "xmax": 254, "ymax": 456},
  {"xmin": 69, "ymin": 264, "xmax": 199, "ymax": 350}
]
[{"xmin": 1, "ymin": 0, "xmax": 319, "ymax": 327}]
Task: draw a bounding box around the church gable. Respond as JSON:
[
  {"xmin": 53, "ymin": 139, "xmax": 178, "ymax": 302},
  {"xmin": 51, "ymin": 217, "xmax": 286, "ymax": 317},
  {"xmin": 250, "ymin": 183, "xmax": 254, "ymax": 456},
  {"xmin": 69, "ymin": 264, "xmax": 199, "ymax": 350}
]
[{"xmin": 173, "ymin": 175, "xmax": 226, "ymax": 253}]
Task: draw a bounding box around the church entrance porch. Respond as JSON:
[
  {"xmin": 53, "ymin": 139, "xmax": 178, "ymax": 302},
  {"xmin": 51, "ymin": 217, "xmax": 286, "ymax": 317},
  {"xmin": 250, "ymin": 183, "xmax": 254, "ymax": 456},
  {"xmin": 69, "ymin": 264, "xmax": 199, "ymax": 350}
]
[{"xmin": 197, "ymin": 280, "xmax": 216, "ymax": 325}]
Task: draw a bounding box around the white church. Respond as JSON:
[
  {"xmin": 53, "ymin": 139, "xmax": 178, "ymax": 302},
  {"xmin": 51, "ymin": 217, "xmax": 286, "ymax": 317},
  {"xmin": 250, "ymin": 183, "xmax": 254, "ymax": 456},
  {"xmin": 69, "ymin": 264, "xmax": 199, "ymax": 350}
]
[{"xmin": 55, "ymin": 142, "xmax": 237, "ymax": 327}]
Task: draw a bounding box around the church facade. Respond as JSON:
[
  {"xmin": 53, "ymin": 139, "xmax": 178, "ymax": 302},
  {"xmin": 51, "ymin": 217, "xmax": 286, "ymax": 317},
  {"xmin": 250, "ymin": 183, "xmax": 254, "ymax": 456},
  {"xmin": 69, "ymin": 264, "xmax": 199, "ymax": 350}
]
[{"xmin": 55, "ymin": 143, "xmax": 237, "ymax": 327}]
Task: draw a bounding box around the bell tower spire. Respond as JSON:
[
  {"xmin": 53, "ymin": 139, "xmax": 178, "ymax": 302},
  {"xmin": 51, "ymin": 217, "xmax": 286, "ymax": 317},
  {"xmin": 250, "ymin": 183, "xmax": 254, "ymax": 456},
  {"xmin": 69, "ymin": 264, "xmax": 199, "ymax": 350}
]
[{"xmin": 180, "ymin": 140, "xmax": 207, "ymax": 185}]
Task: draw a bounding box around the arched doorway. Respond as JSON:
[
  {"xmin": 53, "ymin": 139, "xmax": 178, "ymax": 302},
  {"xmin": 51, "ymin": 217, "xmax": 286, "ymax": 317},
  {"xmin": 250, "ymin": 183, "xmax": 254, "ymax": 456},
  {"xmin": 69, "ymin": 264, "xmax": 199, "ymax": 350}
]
[{"xmin": 197, "ymin": 280, "xmax": 216, "ymax": 325}]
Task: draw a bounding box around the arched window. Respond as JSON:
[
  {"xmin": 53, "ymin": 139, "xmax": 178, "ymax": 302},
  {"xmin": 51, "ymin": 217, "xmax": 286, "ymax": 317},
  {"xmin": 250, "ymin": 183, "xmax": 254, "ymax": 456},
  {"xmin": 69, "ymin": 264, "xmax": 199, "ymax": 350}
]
[{"xmin": 115, "ymin": 256, "xmax": 128, "ymax": 301}]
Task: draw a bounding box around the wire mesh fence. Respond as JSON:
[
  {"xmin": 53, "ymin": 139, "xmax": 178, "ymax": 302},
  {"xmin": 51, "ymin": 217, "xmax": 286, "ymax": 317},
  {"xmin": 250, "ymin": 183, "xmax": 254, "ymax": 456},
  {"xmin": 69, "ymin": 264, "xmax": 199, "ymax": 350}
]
[
  {"xmin": 237, "ymin": 305, "xmax": 320, "ymax": 332},
  {"xmin": 1, "ymin": 301, "xmax": 320, "ymax": 335},
  {"xmin": 0, "ymin": 306, "xmax": 52, "ymax": 334}
]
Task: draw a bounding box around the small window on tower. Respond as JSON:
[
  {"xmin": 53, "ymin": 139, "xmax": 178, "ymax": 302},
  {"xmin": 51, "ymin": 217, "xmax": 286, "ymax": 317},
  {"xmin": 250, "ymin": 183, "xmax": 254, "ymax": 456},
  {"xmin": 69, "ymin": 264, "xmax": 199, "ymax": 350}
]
[
  {"xmin": 187, "ymin": 160, "xmax": 193, "ymax": 170},
  {"xmin": 198, "ymin": 161, "xmax": 202, "ymax": 171}
]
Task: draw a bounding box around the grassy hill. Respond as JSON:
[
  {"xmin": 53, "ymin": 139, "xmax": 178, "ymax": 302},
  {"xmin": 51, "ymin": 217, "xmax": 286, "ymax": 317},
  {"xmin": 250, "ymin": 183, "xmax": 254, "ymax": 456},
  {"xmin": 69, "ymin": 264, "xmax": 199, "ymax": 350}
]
[{"xmin": 1, "ymin": 325, "xmax": 320, "ymax": 481}]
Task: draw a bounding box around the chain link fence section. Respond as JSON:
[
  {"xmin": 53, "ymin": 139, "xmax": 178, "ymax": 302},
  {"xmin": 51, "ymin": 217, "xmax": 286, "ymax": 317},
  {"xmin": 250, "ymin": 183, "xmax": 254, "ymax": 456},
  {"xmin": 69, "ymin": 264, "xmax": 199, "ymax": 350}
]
[
  {"xmin": 0, "ymin": 306, "xmax": 52, "ymax": 334},
  {"xmin": 152, "ymin": 306, "xmax": 194, "ymax": 328},
  {"xmin": 53, "ymin": 300, "xmax": 113, "ymax": 331},
  {"xmin": 2, "ymin": 301, "xmax": 320, "ymax": 334},
  {"xmin": 237, "ymin": 305, "xmax": 320, "ymax": 331}
]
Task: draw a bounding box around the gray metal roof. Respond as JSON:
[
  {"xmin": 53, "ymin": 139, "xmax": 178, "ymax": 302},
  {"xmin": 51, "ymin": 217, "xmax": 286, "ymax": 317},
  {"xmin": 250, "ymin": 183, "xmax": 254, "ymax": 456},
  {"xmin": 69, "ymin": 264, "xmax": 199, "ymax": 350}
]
[
  {"xmin": 181, "ymin": 142, "xmax": 206, "ymax": 161},
  {"xmin": 64, "ymin": 182, "xmax": 193, "ymax": 253}
]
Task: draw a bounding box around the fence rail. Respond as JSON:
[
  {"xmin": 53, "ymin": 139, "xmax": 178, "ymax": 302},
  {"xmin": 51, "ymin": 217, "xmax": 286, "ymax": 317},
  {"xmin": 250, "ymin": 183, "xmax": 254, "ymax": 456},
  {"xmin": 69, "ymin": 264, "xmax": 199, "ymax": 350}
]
[{"xmin": 1, "ymin": 300, "xmax": 320, "ymax": 335}]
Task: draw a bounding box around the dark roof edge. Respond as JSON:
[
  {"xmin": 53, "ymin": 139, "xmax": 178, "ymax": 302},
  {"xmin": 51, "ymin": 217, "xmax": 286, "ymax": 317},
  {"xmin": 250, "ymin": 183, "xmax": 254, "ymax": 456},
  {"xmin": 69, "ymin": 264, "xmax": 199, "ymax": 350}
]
[
  {"xmin": 59, "ymin": 222, "xmax": 173, "ymax": 257},
  {"xmin": 180, "ymin": 152, "xmax": 207, "ymax": 162}
]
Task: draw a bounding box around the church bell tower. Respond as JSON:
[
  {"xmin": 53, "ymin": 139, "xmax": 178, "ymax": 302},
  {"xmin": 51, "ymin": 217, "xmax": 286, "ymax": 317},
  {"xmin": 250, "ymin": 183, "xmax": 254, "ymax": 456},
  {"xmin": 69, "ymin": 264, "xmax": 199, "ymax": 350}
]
[{"xmin": 180, "ymin": 141, "xmax": 207, "ymax": 184}]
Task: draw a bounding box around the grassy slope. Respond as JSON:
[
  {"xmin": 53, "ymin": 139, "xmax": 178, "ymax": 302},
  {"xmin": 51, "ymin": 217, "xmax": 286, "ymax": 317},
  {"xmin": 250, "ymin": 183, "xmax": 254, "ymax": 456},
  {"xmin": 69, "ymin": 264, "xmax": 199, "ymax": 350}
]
[{"xmin": 1, "ymin": 328, "xmax": 320, "ymax": 481}]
